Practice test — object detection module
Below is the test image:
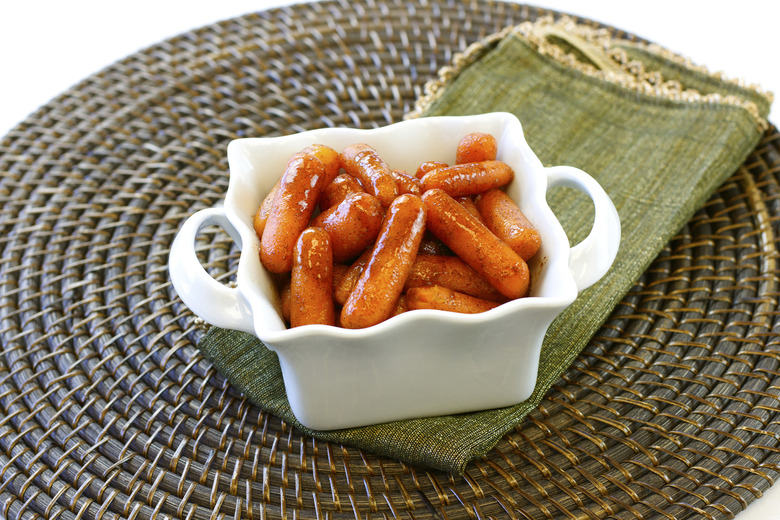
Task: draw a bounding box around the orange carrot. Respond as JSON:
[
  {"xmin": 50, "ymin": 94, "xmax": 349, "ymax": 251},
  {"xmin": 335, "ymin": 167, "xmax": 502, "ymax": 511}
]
[
  {"xmin": 333, "ymin": 250, "xmax": 372, "ymax": 306},
  {"xmin": 420, "ymin": 160, "xmax": 513, "ymax": 197},
  {"xmin": 390, "ymin": 169, "xmax": 423, "ymax": 196},
  {"xmin": 339, "ymin": 143, "xmax": 398, "ymax": 207},
  {"xmin": 253, "ymin": 180, "xmax": 280, "ymax": 239},
  {"xmin": 455, "ymin": 195, "xmax": 484, "ymax": 223},
  {"xmin": 302, "ymin": 144, "xmax": 341, "ymax": 187},
  {"xmin": 260, "ymin": 152, "xmax": 325, "ymax": 273},
  {"xmin": 290, "ymin": 227, "xmax": 336, "ymax": 327},
  {"xmin": 405, "ymin": 255, "xmax": 506, "ymax": 302},
  {"xmin": 311, "ymin": 192, "xmax": 384, "ymax": 263},
  {"xmin": 475, "ymin": 188, "xmax": 541, "ymax": 261},
  {"xmin": 406, "ymin": 285, "xmax": 500, "ymax": 314},
  {"xmin": 422, "ymin": 188, "xmax": 529, "ymax": 299},
  {"xmin": 415, "ymin": 160, "xmax": 448, "ymax": 179},
  {"xmin": 340, "ymin": 194, "xmax": 426, "ymax": 328},
  {"xmin": 320, "ymin": 173, "xmax": 365, "ymax": 211},
  {"xmin": 455, "ymin": 132, "xmax": 497, "ymax": 164}
]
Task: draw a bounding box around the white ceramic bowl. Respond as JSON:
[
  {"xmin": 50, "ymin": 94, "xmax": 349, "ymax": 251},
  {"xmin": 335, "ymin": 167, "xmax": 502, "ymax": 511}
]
[{"xmin": 168, "ymin": 112, "xmax": 620, "ymax": 430}]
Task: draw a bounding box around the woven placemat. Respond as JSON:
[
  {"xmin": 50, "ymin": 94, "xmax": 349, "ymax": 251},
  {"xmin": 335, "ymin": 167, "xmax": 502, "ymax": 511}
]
[{"xmin": 1, "ymin": 1, "xmax": 778, "ymax": 519}]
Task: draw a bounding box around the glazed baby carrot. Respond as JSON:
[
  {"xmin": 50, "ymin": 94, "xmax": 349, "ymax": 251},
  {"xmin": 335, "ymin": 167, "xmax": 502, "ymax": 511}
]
[
  {"xmin": 455, "ymin": 132, "xmax": 497, "ymax": 164},
  {"xmin": 340, "ymin": 143, "xmax": 398, "ymax": 207},
  {"xmin": 420, "ymin": 160, "xmax": 514, "ymax": 197},
  {"xmin": 422, "ymin": 188, "xmax": 529, "ymax": 299},
  {"xmin": 279, "ymin": 275, "xmax": 291, "ymax": 324},
  {"xmin": 349, "ymin": 295, "xmax": 409, "ymax": 324},
  {"xmin": 260, "ymin": 152, "xmax": 325, "ymax": 273},
  {"xmin": 475, "ymin": 188, "xmax": 541, "ymax": 261},
  {"xmin": 332, "ymin": 263, "xmax": 349, "ymax": 294},
  {"xmin": 406, "ymin": 285, "xmax": 500, "ymax": 314},
  {"xmin": 334, "ymin": 249, "xmax": 372, "ymax": 305},
  {"xmin": 404, "ymin": 255, "xmax": 506, "ymax": 302},
  {"xmin": 311, "ymin": 192, "xmax": 384, "ymax": 263},
  {"xmin": 290, "ymin": 227, "xmax": 336, "ymax": 327},
  {"xmin": 455, "ymin": 196, "xmax": 485, "ymax": 223},
  {"xmin": 415, "ymin": 161, "xmax": 448, "ymax": 179},
  {"xmin": 391, "ymin": 294, "xmax": 408, "ymax": 316},
  {"xmin": 253, "ymin": 180, "xmax": 280, "ymax": 238},
  {"xmin": 301, "ymin": 144, "xmax": 341, "ymax": 187},
  {"xmin": 340, "ymin": 194, "xmax": 427, "ymax": 329},
  {"xmin": 319, "ymin": 173, "xmax": 365, "ymax": 211},
  {"xmin": 258, "ymin": 145, "xmax": 340, "ymax": 238},
  {"xmin": 390, "ymin": 169, "xmax": 423, "ymax": 196}
]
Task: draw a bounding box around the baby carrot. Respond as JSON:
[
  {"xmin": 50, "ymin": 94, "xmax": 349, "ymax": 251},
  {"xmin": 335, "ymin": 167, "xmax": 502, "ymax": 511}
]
[{"xmin": 340, "ymin": 194, "xmax": 427, "ymax": 328}]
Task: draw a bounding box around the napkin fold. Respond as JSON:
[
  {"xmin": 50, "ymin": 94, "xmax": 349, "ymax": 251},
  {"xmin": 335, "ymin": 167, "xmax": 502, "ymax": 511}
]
[{"xmin": 196, "ymin": 16, "xmax": 772, "ymax": 473}]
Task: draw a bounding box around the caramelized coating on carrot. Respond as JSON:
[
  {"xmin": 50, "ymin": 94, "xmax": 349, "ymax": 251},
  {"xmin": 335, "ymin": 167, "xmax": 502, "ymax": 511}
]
[
  {"xmin": 475, "ymin": 188, "xmax": 542, "ymax": 261},
  {"xmin": 390, "ymin": 169, "xmax": 423, "ymax": 196},
  {"xmin": 253, "ymin": 180, "xmax": 280, "ymax": 239},
  {"xmin": 260, "ymin": 152, "xmax": 325, "ymax": 273},
  {"xmin": 422, "ymin": 189, "xmax": 529, "ymax": 299},
  {"xmin": 415, "ymin": 161, "xmax": 448, "ymax": 179},
  {"xmin": 332, "ymin": 263, "xmax": 349, "ymax": 294},
  {"xmin": 291, "ymin": 227, "xmax": 336, "ymax": 327},
  {"xmin": 301, "ymin": 144, "xmax": 341, "ymax": 187},
  {"xmin": 320, "ymin": 173, "xmax": 365, "ymax": 211},
  {"xmin": 455, "ymin": 196, "xmax": 484, "ymax": 223},
  {"xmin": 258, "ymin": 145, "xmax": 339, "ymax": 238},
  {"xmin": 279, "ymin": 275, "xmax": 291, "ymax": 324},
  {"xmin": 420, "ymin": 160, "xmax": 514, "ymax": 197},
  {"xmin": 404, "ymin": 255, "xmax": 506, "ymax": 302},
  {"xmin": 340, "ymin": 143, "xmax": 398, "ymax": 207},
  {"xmin": 456, "ymin": 132, "xmax": 497, "ymax": 164},
  {"xmin": 334, "ymin": 250, "xmax": 372, "ymax": 306},
  {"xmin": 390, "ymin": 294, "xmax": 408, "ymax": 317},
  {"xmin": 340, "ymin": 194, "xmax": 427, "ymax": 329},
  {"xmin": 311, "ymin": 192, "xmax": 384, "ymax": 263},
  {"xmin": 407, "ymin": 285, "xmax": 500, "ymax": 314}
]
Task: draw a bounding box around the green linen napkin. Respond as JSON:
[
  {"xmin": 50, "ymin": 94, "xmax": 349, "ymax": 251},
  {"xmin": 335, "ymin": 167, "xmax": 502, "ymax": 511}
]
[{"xmin": 196, "ymin": 16, "xmax": 772, "ymax": 474}]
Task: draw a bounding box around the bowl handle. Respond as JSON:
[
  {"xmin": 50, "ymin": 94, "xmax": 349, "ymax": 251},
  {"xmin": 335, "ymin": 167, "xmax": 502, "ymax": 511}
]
[
  {"xmin": 168, "ymin": 207, "xmax": 255, "ymax": 334},
  {"xmin": 545, "ymin": 165, "xmax": 621, "ymax": 292}
]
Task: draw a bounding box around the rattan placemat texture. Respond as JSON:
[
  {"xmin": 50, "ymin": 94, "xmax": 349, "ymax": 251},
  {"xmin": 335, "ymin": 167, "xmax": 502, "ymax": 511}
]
[{"xmin": 0, "ymin": 1, "xmax": 778, "ymax": 519}]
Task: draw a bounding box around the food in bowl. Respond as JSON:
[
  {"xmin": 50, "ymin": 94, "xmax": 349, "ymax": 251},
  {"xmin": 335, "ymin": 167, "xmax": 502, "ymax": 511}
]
[{"xmin": 255, "ymin": 133, "xmax": 545, "ymax": 330}]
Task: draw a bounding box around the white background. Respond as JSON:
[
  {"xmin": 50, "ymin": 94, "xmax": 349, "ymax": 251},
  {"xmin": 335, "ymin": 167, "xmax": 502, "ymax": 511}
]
[
  {"xmin": 0, "ymin": 1, "xmax": 777, "ymax": 135},
  {"xmin": 1, "ymin": 1, "xmax": 778, "ymax": 517}
]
